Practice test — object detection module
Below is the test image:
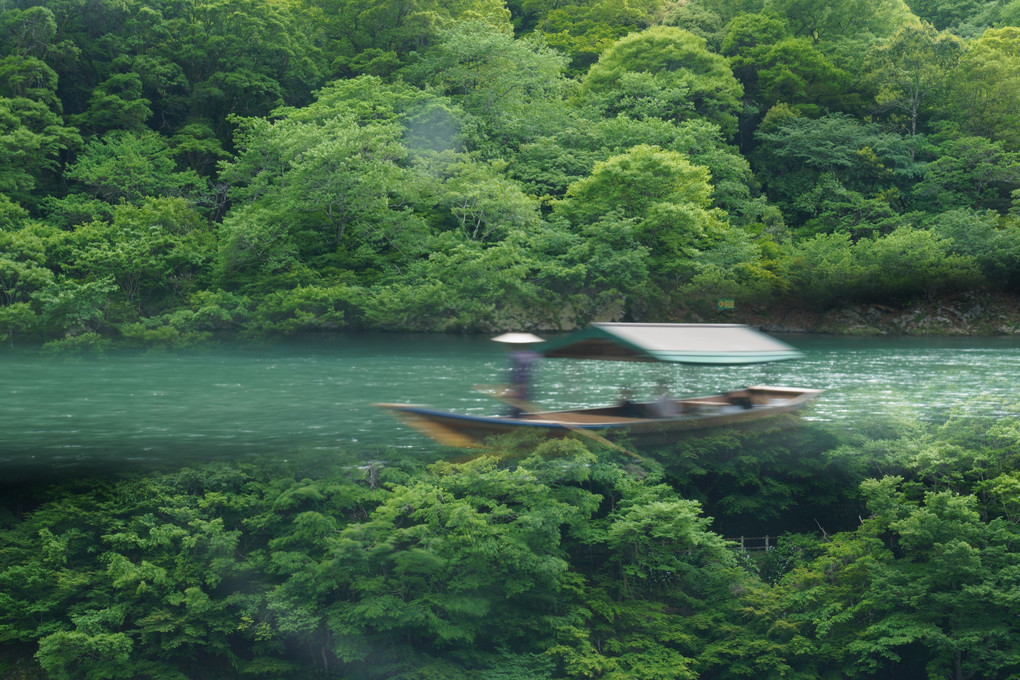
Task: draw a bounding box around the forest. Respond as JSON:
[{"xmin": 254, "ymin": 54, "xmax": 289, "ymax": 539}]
[
  {"xmin": 1, "ymin": 413, "xmax": 1019, "ymax": 679},
  {"xmin": 1, "ymin": 0, "xmax": 1020, "ymax": 349},
  {"xmin": 1, "ymin": 0, "xmax": 1019, "ymax": 677}
]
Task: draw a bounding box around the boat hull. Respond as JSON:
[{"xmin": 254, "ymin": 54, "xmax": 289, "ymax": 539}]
[{"xmin": 377, "ymin": 385, "xmax": 822, "ymax": 449}]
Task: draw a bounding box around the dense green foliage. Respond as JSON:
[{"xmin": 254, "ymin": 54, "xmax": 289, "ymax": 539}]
[
  {"xmin": 1, "ymin": 412, "xmax": 1017, "ymax": 679},
  {"xmin": 3, "ymin": 2, "xmax": 1017, "ymax": 675},
  {"xmin": 2, "ymin": 0, "xmax": 1020, "ymax": 346}
]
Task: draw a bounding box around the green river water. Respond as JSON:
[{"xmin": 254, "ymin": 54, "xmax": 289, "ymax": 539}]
[{"xmin": 1, "ymin": 334, "xmax": 1017, "ymax": 477}]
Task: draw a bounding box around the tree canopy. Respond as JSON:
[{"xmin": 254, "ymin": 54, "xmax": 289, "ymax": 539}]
[
  {"xmin": 1, "ymin": 410, "xmax": 1018, "ymax": 678},
  {"xmin": 0, "ymin": 0, "xmax": 1019, "ymax": 347}
]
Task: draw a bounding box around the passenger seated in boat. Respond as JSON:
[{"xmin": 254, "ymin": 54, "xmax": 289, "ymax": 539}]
[
  {"xmin": 647, "ymin": 382, "xmax": 679, "ymax": 417},
  {"xmin": 616, "ymin": 387, "xmax": 643, "ymax": 417},
  {"xmin": 726, "ymin": 390, "xmax": 754, "ymax": 409}
]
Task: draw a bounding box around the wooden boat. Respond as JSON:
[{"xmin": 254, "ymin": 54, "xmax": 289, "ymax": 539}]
[{"xmin": 377, "ymin": 323, "xmax": 822, "ymax": 449}]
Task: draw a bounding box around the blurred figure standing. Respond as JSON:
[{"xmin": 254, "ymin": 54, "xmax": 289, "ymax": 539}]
[{"xmin": 492, "ymin": 332, "xmax": 544, "ymax": 416}]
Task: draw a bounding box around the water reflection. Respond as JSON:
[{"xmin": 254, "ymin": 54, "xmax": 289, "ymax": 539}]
[{"xmin": 1, "ymin": 334, "xmax": 1017, "ymax": 476}]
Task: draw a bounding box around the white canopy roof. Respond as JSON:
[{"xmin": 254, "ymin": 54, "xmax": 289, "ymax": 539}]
[{"xmin": 534, "ymin": 323, "xmax": 803, "ymax": 364}]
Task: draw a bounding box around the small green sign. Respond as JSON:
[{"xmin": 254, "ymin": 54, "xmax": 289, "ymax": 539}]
[{"xmin": 717, "ymin": 298, "xmax": 735, "ymax": 310}]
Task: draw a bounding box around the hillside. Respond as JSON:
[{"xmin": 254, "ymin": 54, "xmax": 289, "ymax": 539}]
[{"xmin": 2, "ymin": 0, "xmax": 1020, "ymax": 349}]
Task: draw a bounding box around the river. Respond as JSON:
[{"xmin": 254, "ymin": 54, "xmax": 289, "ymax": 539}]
[{"xmin": 1, "ymin": 334, "xmax": 1017, "ymax": 477}]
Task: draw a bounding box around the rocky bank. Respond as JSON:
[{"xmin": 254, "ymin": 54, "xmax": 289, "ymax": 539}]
[{"xmin": 736, "ymin": 292, "xmax": 1020, "ymax": 336}]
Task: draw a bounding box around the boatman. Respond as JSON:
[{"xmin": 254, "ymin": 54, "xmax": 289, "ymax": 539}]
[{"xmin": 492, "ymin": 332, "xmax": 544, "ymax": 416}]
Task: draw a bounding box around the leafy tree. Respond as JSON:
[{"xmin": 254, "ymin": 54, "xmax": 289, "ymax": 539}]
[
  {"xmin": 63, "ymin": 129, "xmax": 203, "ymax": 206},
  {"xmin": 722, "ymin": 14, "xmax": 856, "ymax": 118},
  {"xmin": 17, "ymin": 0, "xmax": 327, "ymax": 146},
  {"xmin": 72, "ymin": 71, "xmax": 152, "ymax": 135},
  {"xmin": 251, "ymin": 446, "xmax": 598, "ymax": 676},
  {"xmin": 755, "ymin": 37, "xmax": 858, "ymax": 116},
  {"xmin": 511, "ymin": 112, "xmax": 771, "ymax": 228},
  {"xmin": 926, "ymin": 208, "xmax": 1020, "ymax": 290},
  {"xmin": 169, "ymin": 121, "xmax": 231, "ymax": 178},
  {"xmin": 782, "ymin": 231, "xmax": 862, "ymax": 306},
  {"xmin": 768, "ymin": 0, "xmax": 915, "ymax": 54},
  {"xmin": 785, "ymin": 478, "xmax": 1020, "ymax": 679},
  {"xmin": 3, "ymin": 416, "xmax": 1019, "ymax": 678},
  {"xmin": 554, "ymin": 143, "xmax": 738, "ymax": 283},
  {"xmin": 695, "ymin": 0, "xmax": 766, "ymax": 23},
  {"xmin": 579, "ymin": 26, "xmax": 744, "ymax": 137},
  {"xmin": 0, "ymin": 96, "xmax": 80, "ymax": 210},
  {"xmin": 122, "ymin": 29, "xmax": 190, "ymax": 130},
  {"xmin": 912, "ymin": 133, "xmax": 1020, "ymax": 213},
  {"xmin": 185, "ymin": 0, "xmax": 324, "ymax": 124},
  {"xmin": 605, "ymin": 491, "xmax": 733, "ymax": 598},
  {"xmin": 0, "ymin": 193, "xmax": 28, "ymax": 230},
  {"xmin": 556, "ymin": 144, "xmax": 714, "ymax": 224},
  {"xmin": 947, "ymin": 27, "xmax": 1020, "ymax": 150},
  {"xmin": 754, "ymin": 113, "xmax": 919, "ymax": 232},
  {"xmin": 62, "ymin": 198, "xmax": 212, "ymax": 318},
  {"xmin": 595, "ymin": 117, "xmax": 771, "ymax": 226},
  {"xmin": 2, "ymin": 464, "xmax": 367, "ymax": 677},
  {"xmin": 36, "ymin": 631, "xmax": 133, "ymax": 680},
  {"xmin": 402, "ymin": 19, "xmax": 570, "ymax": 153},
  {"xmin": 36, "ymin": 276, "xmax": 117, "ymax": 340},
  {"xmin": 0, "ymin": 223, "xmax": 55, "ymax": 345},
  {"xmin": 865, "ymin": 22, "xmax": 966, "ymax": 140},
  {"xmin": 851, "ymin": 226, "xmax": 982, "ymax": 300},
  {"xmin": 535, "ymin": 0, "xmax": 665, "ymax": 73},
  {"xmin": 438, "ymin": 159, "xmax": 541, "ymax": 242},
  {"xmin": 239, "ymin": 284, "xmax": 357, "ymax": 336},
  {"xmin": 661, "ymin": 1, "xmax": 728, "ymax": 50},
  {"xmin": 0, "ymin": 221, "xmax": 125, "ymax": 343},
  {"xmin": 0, "ymin": 225, "xmax": 53, "ymax": 307},
  {"xmin": 38, "ymin": 194, "xmax": 115, "ymax": 230},
  {"xmin": 217, "ymin": 106, "xmax": 428, "ymax": 289},
  {"xmin": 793, "ymin": 172, "xmax": 907, "ymax": 240},
  {"xmin": 325, "ymin": 0, "xmax": 512, "ymax": 76},
  {"xmin": 547, "ymin": 467, "xmax": 745, "ymax": 680},
  {"xmin": 361, "ymin": 231, "xmax": 550, "ymax": 331},
  {"xmin": 909, "ymin": 0, "xmax": 1010, "ymax": 33},
  {"xmin": 525, "ymin": 214, "xmax": 652, "ymax": 323},
  {"xmin": 0, "ymin": 6, "xmax": 60, "ymax": 60},
  {"xmin": 1002, "ymin": 0, "xmax": 1020, "ymax": 26},
  {"xmin": 0, "ymin": 0, "xmax": 1017, "ymax": 341},
  {"xmin": 215, "ymin": 203, "xmax": 307, "ymax": 292},
  {"xmin": 0, "ymin": 55, "xmax": 62, "ymax": 110},
  {"xmin": 507, "ymin": 130, "xmax": 603, "ymax": 202},
  {"xmin": 784, "ymin": 227, "xmax": 981, "ymax": 306},
  {"xmin": 719, "ymin": 10, "xmax": 791, "ymax": 88}
]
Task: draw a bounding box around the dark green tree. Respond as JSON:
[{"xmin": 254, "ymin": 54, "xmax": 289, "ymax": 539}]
[
  {"xmin": 579, "ymin": 26, "xmax": 744, "ymax": 137},
  {"xmin": 784, "ymin": 478, "xmax": 1020, "ymax": 679},
  {"xmin": 865, "ymin": 22, "xmax": 965, "ymax": 140},
  {"xmin": 0, "ymin": 96, "xmax": 80, "ymax": 210},
  {"xmin": 947, "ymin": 27, "xmax": 1020, "ymax": 150},
  {"xmin": 754, "ymin": 112, "xmax": 919, "ymax": 234}
]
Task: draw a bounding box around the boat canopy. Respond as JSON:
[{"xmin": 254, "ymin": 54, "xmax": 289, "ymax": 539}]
[{"xmin": 533, "ymin": 323, "xmax": 803, "ymax": 365}]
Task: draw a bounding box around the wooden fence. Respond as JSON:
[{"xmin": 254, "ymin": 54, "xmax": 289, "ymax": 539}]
[{"xmin": 726, "ymin": 535, "xmax": 773, "ymax": 551}]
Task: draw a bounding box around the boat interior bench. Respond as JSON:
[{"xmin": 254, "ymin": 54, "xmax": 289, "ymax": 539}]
[{"xmin": 520, "ymin": 412, "xmax": 646, "ymax": 424}]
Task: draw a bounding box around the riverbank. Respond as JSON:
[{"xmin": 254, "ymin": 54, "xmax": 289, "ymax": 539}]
[{"xmin": 714, "ymin": 292, "xmax": 1020, "ymax": 336}]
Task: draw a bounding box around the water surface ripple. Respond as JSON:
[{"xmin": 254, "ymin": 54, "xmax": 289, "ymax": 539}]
[{"xmin": 1, "ymin": 334, "xmax": 1016, "ymax": 474}]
